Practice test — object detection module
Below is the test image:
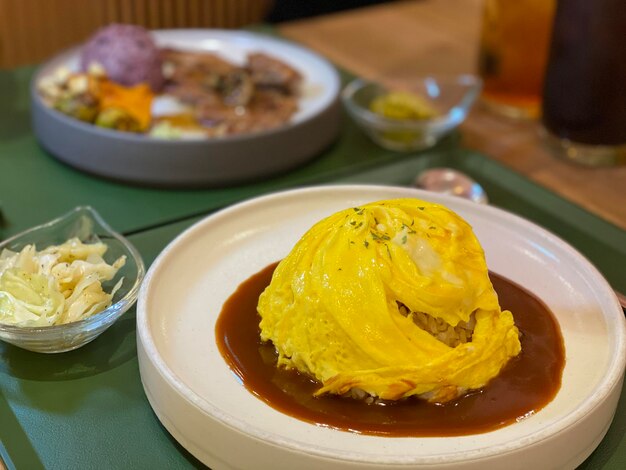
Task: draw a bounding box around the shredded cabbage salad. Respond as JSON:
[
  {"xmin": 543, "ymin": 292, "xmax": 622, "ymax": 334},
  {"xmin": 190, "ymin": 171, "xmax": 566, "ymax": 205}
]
[{"xmin": 0, "ymin": 238, "xmax": 126, "ymax": 327}]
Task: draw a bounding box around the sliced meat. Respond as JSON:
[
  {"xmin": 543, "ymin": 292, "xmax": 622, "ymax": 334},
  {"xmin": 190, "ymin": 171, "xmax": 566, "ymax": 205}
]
[
  {"xmin": 161, "ymin": 48, "xmax": 301, "ymax": 135},
  {"xmin": 247, "ymin": 52, "xmax": 302, "ymax": 94},
  {"xmin": 161, "ymin": 48, "xmax": 238, "ymax": 86}
]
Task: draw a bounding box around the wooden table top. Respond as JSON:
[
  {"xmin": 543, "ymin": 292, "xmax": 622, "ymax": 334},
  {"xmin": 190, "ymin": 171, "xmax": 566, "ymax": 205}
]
[{"xmin": 279, "ymin": 0, "xmax": 626, "ymax": 231}]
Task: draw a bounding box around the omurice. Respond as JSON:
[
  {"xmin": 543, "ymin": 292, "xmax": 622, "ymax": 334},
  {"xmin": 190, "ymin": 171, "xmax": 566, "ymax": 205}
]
[{"xmin": 257, "ymin": 198, "xmax": 521, "ymax": 404}]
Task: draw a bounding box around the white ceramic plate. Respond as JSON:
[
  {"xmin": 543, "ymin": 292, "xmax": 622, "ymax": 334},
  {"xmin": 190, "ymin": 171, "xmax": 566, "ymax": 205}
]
[
  {"xmin": 137, "ymin": 185, "xmax": 626, "ymax": 469},
  {"xmin": 31, "ymin": 30, "xmax": 341, "ymax": 186}
]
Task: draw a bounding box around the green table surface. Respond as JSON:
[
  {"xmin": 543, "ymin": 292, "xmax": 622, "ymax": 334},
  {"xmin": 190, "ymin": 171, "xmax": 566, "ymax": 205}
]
[{"xmin": 1, "ymin": 35, "xmax": 625, "ymax": 469}]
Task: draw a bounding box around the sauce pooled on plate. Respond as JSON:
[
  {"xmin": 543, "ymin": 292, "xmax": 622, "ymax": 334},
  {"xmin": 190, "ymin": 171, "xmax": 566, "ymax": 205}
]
[{"xmin": 216, "ymin": 262, "xmax": 565, "ymax": 437}]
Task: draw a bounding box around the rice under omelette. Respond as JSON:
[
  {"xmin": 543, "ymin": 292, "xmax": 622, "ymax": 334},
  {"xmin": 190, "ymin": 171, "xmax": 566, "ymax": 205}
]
[{"xmin": 257, "ymin": 198, "xmax": 521, "ymax": 403}]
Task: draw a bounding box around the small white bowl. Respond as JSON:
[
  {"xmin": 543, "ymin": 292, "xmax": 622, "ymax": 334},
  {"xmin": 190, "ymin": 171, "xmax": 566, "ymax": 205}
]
[
  {"xmin": 0, "ymin": 206, "xmax": 145, "ymax": 353},
  {"xmin": 342, "ymin": 76, "xmax": 481, "ymax": 151}
]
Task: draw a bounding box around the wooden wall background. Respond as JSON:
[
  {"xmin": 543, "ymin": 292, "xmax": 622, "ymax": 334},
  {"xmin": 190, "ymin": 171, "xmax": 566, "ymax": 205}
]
[{"xmin": 0, "ymin": 0, "xmax": 274, "ymax": 68}]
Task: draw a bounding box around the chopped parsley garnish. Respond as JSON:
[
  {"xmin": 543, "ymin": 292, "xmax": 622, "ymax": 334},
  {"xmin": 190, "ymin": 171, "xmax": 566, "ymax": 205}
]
[
  {"xmin": 370, "ymin": 231, "xmax": 390, "ymax": 241},
  {"xmin": 401, "ymin": 223, "xmax": 416, "ymax": 234}
]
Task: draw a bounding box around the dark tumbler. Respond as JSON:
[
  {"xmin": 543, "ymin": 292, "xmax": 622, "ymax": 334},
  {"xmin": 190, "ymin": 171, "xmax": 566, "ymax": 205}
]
[{"xmin": 541, "ymin": 0, "xmax": 626, "ymax": 166}]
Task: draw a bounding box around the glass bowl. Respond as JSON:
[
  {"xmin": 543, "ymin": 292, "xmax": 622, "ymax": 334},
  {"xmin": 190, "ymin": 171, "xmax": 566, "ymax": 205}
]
[
  {"xmin": 0, "ymin": 206, "xmax": 145, "ymax": 353},
  {"xmin": 342, "ymin": 75, "xmax": 482, "ymax": 151}
]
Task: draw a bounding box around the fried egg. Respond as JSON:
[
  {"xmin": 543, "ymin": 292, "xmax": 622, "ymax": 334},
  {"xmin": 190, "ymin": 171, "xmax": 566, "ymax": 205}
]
[{"xmin": 257, "ymin": 198, "xmax": 521, "ymax": 403}]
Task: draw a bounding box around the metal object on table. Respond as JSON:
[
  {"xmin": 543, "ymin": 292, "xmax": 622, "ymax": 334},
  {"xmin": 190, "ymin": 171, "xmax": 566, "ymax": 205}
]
[{"xmin": 414, "ymin": 167, "xmax": 489, "ymax": 204}]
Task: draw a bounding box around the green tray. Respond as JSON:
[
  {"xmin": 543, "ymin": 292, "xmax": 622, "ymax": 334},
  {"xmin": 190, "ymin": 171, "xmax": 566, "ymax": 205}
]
[{"xmin": 1, "ymin": 148, "xmax": 624, "ymax": 470}]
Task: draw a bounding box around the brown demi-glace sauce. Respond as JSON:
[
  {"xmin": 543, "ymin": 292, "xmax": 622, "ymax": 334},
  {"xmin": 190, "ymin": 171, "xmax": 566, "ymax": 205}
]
[{"xmin": 216, "ymin": 262, "xmax": 565, "ymax": 437}]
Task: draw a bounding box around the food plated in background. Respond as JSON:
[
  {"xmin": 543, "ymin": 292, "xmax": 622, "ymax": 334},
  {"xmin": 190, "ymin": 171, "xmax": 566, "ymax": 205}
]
[
  {"xmin": 38, "ymin": 24, "xmax": 305, "ymax": 139},
  {"xmin": 31, "ymin": 28, "xmax": 341, "ymax": 186},
  {"xmin": 136, "ymin": 185, "xmax": 626, "ymax": 469},
  {"xmin": 0, "ymin": 207, "xmax": 144, "ymax": 353}
]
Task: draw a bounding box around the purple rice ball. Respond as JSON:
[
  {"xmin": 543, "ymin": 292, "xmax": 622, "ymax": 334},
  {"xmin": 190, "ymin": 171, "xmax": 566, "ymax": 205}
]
[{"xmin": 80, "ymin": 24, "xmax": 164, "ymax": 91}]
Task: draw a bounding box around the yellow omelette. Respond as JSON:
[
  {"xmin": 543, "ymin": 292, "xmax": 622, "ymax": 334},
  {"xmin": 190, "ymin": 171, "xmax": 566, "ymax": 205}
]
[{"xmin": 257, "ymin": 198, "xmax": 521, "ymax": 403}]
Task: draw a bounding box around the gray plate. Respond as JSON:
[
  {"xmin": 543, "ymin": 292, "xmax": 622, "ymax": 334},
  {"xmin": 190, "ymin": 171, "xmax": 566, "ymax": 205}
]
[{"xmin": 31, "ymin": 30, "xmax": 341, "ymax": 188}]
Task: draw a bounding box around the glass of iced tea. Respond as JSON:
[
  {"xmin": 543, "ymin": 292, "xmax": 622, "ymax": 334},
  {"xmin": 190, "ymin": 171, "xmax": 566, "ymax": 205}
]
[
  {"xmin": 477, "ymin": 0, "xmax": 556, "ymax": 119},
  {"xmin": 542, "ymin": 0, "xmax": 626, "ymax": 166}
]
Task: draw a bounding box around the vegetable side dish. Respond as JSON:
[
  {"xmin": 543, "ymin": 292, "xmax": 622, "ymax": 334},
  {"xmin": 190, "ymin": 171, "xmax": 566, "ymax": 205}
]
[
  {"xmin": 37, "ymin": 24, "xmax": 303, "ymax": 139},
  {"xmin": 370, "ymin": 91, "xmax": 439, "ymax": 121},
  {"xmin": 367, "ymin": 91, "xmax": 440, "ymax": 148},
  {"xmin": 0, "ymin": 238, "xmax": 125, "ymax": 326},
  {"xmin": 257, "ymin": 199, "xmax": 521, "ymax": 404}
]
